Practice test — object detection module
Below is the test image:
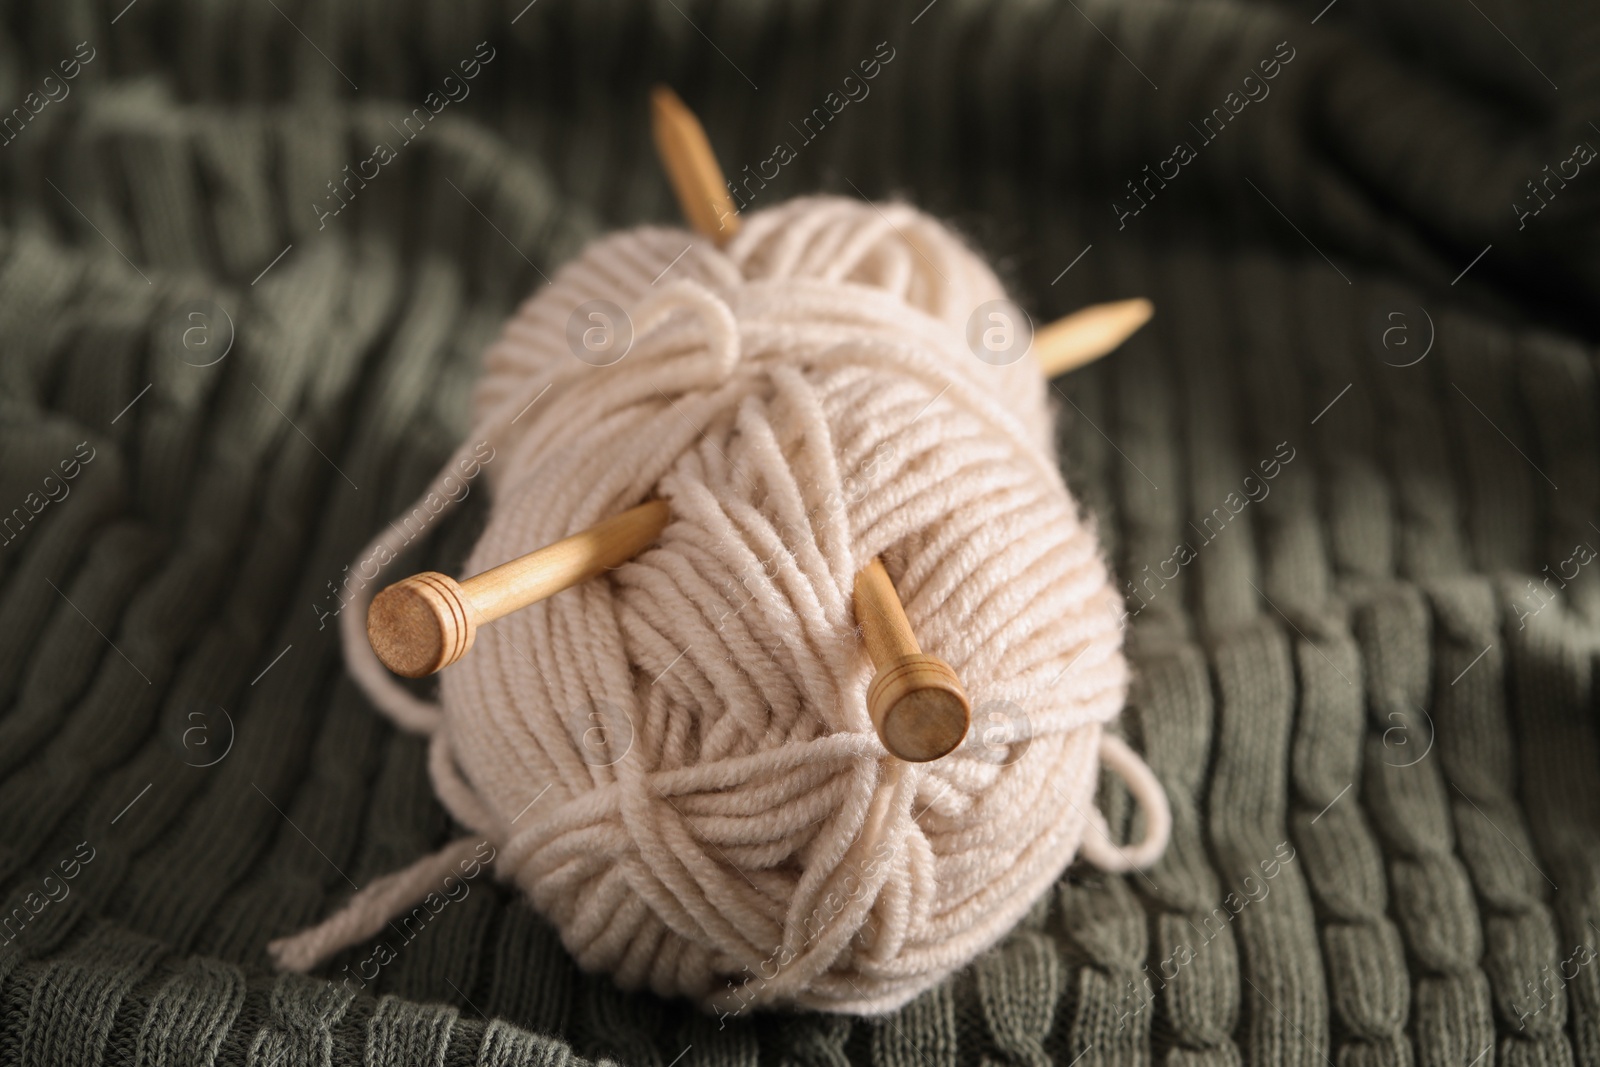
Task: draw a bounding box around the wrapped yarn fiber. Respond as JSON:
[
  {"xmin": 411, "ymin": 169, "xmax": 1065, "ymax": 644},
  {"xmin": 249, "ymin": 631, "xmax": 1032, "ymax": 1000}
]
[{"xmin": 271, "ymin": 196, "xmax": 1169, "ymax": 1015}]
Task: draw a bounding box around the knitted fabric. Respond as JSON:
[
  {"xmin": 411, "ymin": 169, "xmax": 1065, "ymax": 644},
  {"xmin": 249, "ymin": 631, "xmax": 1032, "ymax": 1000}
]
[{"xmin": 1, "ymin": 0, "xmax": 1598, "ymax": 1063}]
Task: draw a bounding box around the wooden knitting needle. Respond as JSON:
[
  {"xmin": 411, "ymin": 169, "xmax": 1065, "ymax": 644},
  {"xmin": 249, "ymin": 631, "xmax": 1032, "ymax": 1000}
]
[
  {"xmin": 650, "ymin": 84, "xmax": 1152, "ymax": 375},
  {"xmin": 1032, "ymin": 297, "xmax": 1154, "ymax": 378},
  {"xmin": 367, "ymin": 500, "xmax": 670, "ymax": 678},
  {"xmin": 651, "ymin": 86, "xmax": 742, "ymax": 247},
  {"xmin": 654, "ymin": 84, "xmax": 971, "ymax": 762},
  {"xmin": 854, "ymin": 559, "xmax": 971, "ymax": 762}
]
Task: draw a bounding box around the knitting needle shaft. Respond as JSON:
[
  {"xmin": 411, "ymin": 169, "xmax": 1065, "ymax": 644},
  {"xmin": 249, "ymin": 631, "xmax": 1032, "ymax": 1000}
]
[
  {"xmin": 652, "ymin": 86, "xmax": 742, "ymax": 248},
  {"xmin": 367, "ymin": 500, "xmax": 671, "ymax": 678}
]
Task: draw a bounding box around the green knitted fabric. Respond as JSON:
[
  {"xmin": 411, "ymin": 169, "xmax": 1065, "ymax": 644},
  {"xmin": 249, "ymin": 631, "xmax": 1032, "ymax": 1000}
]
[{"xmin": 2, "ymin": 0, "xmax": 1598, "ymax": 1063}]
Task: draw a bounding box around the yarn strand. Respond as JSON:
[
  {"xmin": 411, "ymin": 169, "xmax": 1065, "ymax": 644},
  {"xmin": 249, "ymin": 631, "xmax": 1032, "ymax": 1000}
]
[{"xmin": 267, "ymin": 836, "xmax": 488, "ymax": 973}]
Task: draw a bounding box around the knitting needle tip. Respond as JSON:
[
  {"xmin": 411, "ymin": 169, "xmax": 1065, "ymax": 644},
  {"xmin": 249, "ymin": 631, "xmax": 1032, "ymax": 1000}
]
[{"xmin": 1031, "ymin": 297, "xmax": 1154, "ymax": 378}]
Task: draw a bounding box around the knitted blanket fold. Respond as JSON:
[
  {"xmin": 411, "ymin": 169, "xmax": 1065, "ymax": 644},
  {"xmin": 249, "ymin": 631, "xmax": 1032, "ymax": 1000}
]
[{"xmin": 1, "ymin": 0, "xmax": 1597, "ymax": 1064}]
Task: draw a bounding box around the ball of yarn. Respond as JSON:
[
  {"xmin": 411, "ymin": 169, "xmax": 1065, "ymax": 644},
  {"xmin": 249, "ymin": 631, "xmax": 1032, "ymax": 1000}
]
[{"xmin": 298, "ymin": 196, "xmax": 1168, "ymax": 1015}]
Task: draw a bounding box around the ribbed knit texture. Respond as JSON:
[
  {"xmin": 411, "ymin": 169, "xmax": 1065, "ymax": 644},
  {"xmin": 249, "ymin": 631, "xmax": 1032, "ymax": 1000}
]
[{"xmin": 1, "ymin": 0, "xmax": 1597, "ymax": 1064}]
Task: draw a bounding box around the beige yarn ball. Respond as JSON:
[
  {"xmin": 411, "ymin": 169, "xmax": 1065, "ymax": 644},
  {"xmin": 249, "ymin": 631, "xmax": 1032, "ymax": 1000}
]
[{"xmin": 284, "ymin": 196, "xmax": 1168, "ymax": 1016}]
